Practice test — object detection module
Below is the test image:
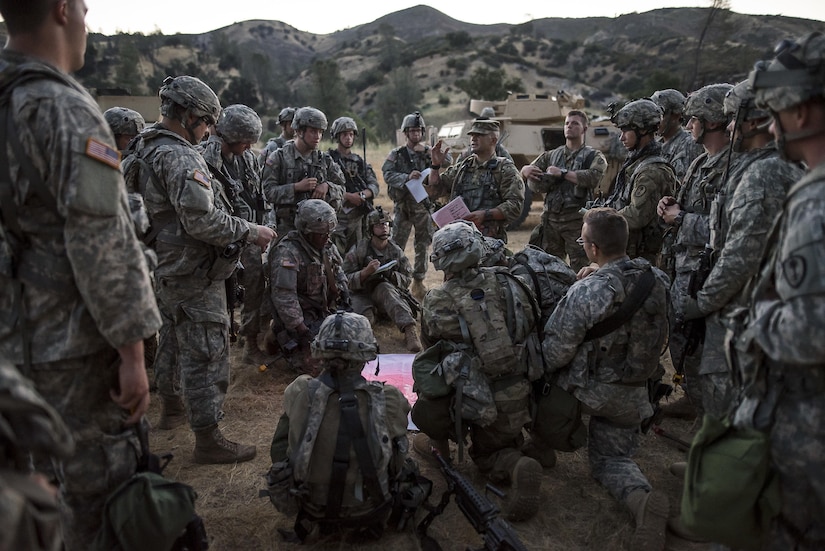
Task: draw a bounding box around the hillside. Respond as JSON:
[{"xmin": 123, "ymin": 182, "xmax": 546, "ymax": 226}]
[{"xmin": 5, "ymin": 5, "xmax": 821, "ymax": 140}]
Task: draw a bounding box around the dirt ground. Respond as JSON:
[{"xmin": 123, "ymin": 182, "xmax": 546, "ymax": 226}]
[{"xmin": 147, "ymin": 169, "xmax": 711, "ymax": 551}]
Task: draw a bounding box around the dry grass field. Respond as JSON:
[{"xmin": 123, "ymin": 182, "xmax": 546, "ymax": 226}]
[{"xmin": 146, "ymin": 143, "xmax": 710, "ymax": 551}]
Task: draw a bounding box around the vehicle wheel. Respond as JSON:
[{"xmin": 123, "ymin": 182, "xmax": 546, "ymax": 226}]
[{"xmin": 507, "ymin": 186, "xmax": 533, "ymax": 231}]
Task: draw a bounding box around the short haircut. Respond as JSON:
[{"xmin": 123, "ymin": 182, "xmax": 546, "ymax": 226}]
[
  {"xmin": 0, "ymin": 0, "xmax": 58, "ymax": 34},
  {"xmin": 583, "ymin": 207, "xmax": 628, "ymax": 256},
  {"xmin": 566, "ymin": 110, "xmax": 588, "ymax": 127}
]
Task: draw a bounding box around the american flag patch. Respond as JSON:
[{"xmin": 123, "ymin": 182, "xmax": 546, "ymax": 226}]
[
  {"xmin": 193, "ymin": 169, "xmax": 211, "ymax": 188},
  {"xmin": 281, "ymin": 259, "xmax": 296, "ymax": 268},
  {"xmin": 85, "ymin": 138, "xmax": 121, "ymax": 169}
]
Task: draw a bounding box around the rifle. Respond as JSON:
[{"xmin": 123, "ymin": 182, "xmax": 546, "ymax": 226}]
[
  {"xmin": 226, "ymin": 268, "xmax": 245, "ymax": 343},
  {"xmin": 417, "ymin": 450, "xmax": 527, "ymax": 551},
  {"xmin": 672, "ymin": 244, "xmax": 712, "ymax": 386}
]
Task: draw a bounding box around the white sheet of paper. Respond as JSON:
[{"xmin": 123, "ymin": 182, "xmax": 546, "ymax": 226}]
[
  {"xmin": 431, "ymin": 195, "xmax": 471, "ymax": 228},
  {"xmin": 404, "ymin": 168, "xmax": 431, "ymax": 203}
]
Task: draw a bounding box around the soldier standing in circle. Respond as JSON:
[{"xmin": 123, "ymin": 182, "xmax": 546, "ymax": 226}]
[
  {"xmin": 521, "ymin": 110, "xmax": 608, "ymax": 270},
  {"xmin": 258, "ymin": 106, "xmax": 296, "ymax": 166},
  {"xmin": 342, "ymin": 207, "xmax": 422, "ymax": 352},
  {"xmin": 542, "ymin": 208, "xmax": 671, "ymax": 551},
  {"xmin": 328, "ymin": 116, "xmax": 380, "ymax": 256},
  {"xmin": 657, "ymin": 84, "xmax": 737, "ymax": 416},
  {"xmin": 266, "ymin": 312, "xmax": 411, "ymax": 539},
  {"xmin": 738, "ymin": 32, "xmax": 825, "ymax": 549},
  {"xmin": 128, "ymin": 76, "xmax": 276, "ymax": 464},
  {"xmin": 427, "ymin": 119, "xmax": 525, "ymax": 243},
  {"xmin": 104, "ymin": 106, "xmax": 146, "ymax": 152},
  {"xmin": 650, "ymin": 89, "xmax": 704, "ymax": 184},
  {"xmin": 382, "ymin": 112, "xmax": 447, "ymax": 302},
  {"xmin": 411, "ymin": 221, "xmax": 542, "ymax": 522},
  {"xmin": 0, "ymin": 0, "xmax": 163, "ymax": 545},
  {"xmin": 262, "ymin": 106, "xmax": 345, "ymax": 236},
  {"xmin": 266, "ymin": 199, "xmax": 350, "ymax": 376},
  {"xmin": 597, "ymin": 99, "xmax": 678, "ymax": 265},
  {"xmin": 198, "ymin": 104, "xmax": 274, "ymax": 366}
]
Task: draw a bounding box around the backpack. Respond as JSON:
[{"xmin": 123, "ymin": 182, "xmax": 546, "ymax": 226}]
[{"xmin": 510, "ymin": 245, "xmax": 577, "ymax": 328}]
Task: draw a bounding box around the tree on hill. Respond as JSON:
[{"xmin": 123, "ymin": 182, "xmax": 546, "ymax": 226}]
[{"xmin": 456, "ymin": 67, "xmax": 525, "ymax": 101}]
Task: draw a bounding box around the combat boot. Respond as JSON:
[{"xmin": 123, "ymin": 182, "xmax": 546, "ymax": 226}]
[
  {"xmin": 412, "ymin": 432, "xmax": 450, "ymax": 464},
  {"xmin": 156, "ymin": 395, "xmax": 186, "ymax": 430},
  {"xmin": 660, "ymin": 396, "xmax": 698, "ymax": 420},
  {"xmin": 403, "ymin": 324, "xmax": 422, "ymax": 353},
  {"xmin": 502, "ymin": 456, "xmax": 542, "ymax": 521},
  {"xmin": 669, "ymin": 461, "xmax": 687, "ymax": 479},
  {"xmin": 667, "ymin": 515, "xmax": 708, "ymax": 542},
  {"xmin": 242, "ymin": 338, "xmax": 272, "ymax": 367},
  {"xmin": 522, "ymin": 441, "xmax": 557, "ymax": 469},
  {"xmin": 626, "ymin": 489, "xmax": 670, "ymax": 551},
  {"xmin": 411, "ymin": 279, "xmax": 427, "ymax": 302},
  {"xmin": 193, "ymin": 424, "xmax": 257, "ymax": 464}
]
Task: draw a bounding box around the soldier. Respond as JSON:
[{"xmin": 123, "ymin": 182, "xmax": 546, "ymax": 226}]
[
  {"xmin": 739, "ymin": 31, "xmax": 825, "ymax": 549},
  {"xmin": 258, "ymin": 106, "xmax": 296, "ymax": 166},
  {"xmin": 650, "ymin": 89, "xmax": 704, "ymax": 183},
  {"xmin": 0, "ymin": 0, "xmax": 163, "ymax": 546},
  {"xmin": 198, "ymin": 104, "xmax": 273, "ymax": 366},
  {"xmin": 382, "ymin": 111, "xmax": 446, "ymax": 301},
  {"xmin": 597, "ymin": 99, "xmax": 678, "ymax": 264},
  {"xmin": 411, "ymin": 221, "xmax": 542, "ymax": 522},
  {"xmin": 328, "ymin": 116, "xmax": 380, "ymax": 255},
  {"xmin": 265, "ymin": 199, "xmax": 350, "ymax": 376},
  {"xmin": 455, "ymin": 108, "xmax": 513, "ymax": 163},
  {"xmin": 265, "ymin": 312, "xmax": 412, "ymax": 540},
  {"xmin": 428, "ymin": 119, "xmax": 525, "ymax": 243},
  {"xmin": 342, "ymin": 207, "xmax": 421, "ymax": 352},
  {"xmin": 542, "ymin": 208, "xmax": 671, "ymax": 550},
  {"xmin": 261, "ymin": 106, "xmax": 345, "ymax": 236},
  {"xmin": 104, "ymin": 106, "xmax": 146, "ymax": 152},
  {"xmin": 127, "ymin": 76, "xmax": 276, "ymax": 464},
  {"xmin": 657, "ymin": 83, "xmax": 736, "ymax": 416},
  {"xmin": 520, "ymin": 110, "xmax": 608, "ymax": 270}
]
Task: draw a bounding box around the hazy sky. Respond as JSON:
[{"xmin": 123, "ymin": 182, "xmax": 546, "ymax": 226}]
[{"xmin": 81, "ymin": 0, "xmax": 824, "ymax": 36}]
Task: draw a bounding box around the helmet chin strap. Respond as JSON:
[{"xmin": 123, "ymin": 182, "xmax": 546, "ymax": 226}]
[{"xmin": 181, "ymin": 108, "xmax": 200, "ymax": 145}]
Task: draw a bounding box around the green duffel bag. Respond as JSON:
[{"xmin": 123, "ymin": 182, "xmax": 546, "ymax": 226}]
[
  {"xmin": 681, "ymin": 414, "xmax": 781, "ymax": 551},
  {"xmin": 411, "ymin": 340, "xmax": 458, "ymax": 400},
  {"xmin": 530, "ymin": 380, "xmax": 587, "ymax": 452}
]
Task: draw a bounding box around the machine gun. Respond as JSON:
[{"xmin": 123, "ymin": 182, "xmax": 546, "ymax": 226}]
[
  {"xmin": 417, "ymin": 449, "xmax": 527, "ymax": 551},
  {"xmin": 673, "ymin": 244, "xmax": 713, "ymax": 386}
]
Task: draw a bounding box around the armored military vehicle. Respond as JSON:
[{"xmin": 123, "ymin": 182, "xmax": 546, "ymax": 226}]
[{"xmin": 437, "ymin": 92, "xmax": 625, "ymax": 229}]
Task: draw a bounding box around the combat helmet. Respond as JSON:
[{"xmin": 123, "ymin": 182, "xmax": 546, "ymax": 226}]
[
  {"xmin": 401, "ymin": 111, "xmax": 425, "ymax": 132},
  {"xmin": 430, "ymin": 220, "xmax": 485, "ymax": 273},
  {"xmin": 277, "ymin": 107, "xmax": 296, "ymax": 125},
  {"xmin": 330, "ymin": 116, "xmax": 358, "ymax": 139},
  {"xmin": 750, "ymin": 32, "xmax": 825, "ymax": 113},
  {"xmin": 479, "ymin": 106, "xmax": 496, "ymax": 118},
  {"xmin": 684, "ymin": 83, "xmax": 733, "ymax": 124},
  {"xmin": 611, "ymin": 99, "xmax": 662, "ymax": 134},
  {"xmin": 291, "ymin": 106, "xmax": 328, "ymax": 131},
  {"xmin": 367, "ymin": 205, "xmax": 392, "ymax": 228},
  {"xmin": 650, "ymin": 89, "xmax": 687, "ymax": 115},
  {"xmin": 295, "ymin": 199, "xmax": 337, "ymax": 234},
  {"xmin": 104, "ymin": 107, "xmax": 145, "ymax": 137},
  {"xmin": 311, "ymin": 311, "xmax": 378, "ymax": 363},
  {"xmin": 159, "ymin": 75, "xmax": 221, "ymax": 125},
  {"xmin": 216, "ymin": 104, "xmax": 262, "ymax": 144}
]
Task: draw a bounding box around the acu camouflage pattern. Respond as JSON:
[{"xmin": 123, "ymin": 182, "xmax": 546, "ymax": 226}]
[
  {"xmin": 382, "ymin": 143, "xmax": 440, "ymax": 280},
  {"xmin": 541, "ymin": 257, "xmax": 669, "ymax": 504},
  {"xmin": 660, "ymin": 127, "xmax": 704, "ymax": 183},
  {"xmin": 329, "ymin": 147, "xmax": 380, "ymax": 255},
  {"xmin": 261, "ymin": 141, "xmax": 345, "ymax": 235},
  {"xmin": 527, "ymin": 145, "xmax": 607, "ymax": 269},
  {"xmin": 735, "ymin": 161, "xmax": 825, "ymax": 549},
  {"xmin": 429, "ymin": 153, "xmax": 525, "ymax": 242},
  {"xmin": 269, "ymin": 372, "xmax": 409, "ymax": 520},
  {"xmin": 310, "ymin": 312, "xmax": 378, "ymax": 362},
  {"xmin": 599, "ymin": 141, "xmax": 677, "ymax": 262},
  {"xmin": 343, "ymin": 235, "xmax": 416, "ymax": 330}
]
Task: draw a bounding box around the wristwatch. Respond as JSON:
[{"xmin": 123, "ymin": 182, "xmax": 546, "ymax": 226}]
[
  {"xmin": 559, "ymin": 168, "xmax": 569, "ymax": 178},
  {"xmin": 673, "ymin": 210, "xmax": 686, "ymax": 227},
  {"xmin": 359, "ymin": 191, "xmax": 366, "ymax": 203}
]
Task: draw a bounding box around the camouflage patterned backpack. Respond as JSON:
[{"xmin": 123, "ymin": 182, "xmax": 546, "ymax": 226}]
[{"xmin": 510, "ymin": 245, "xmax": 577, "ymax": 328}]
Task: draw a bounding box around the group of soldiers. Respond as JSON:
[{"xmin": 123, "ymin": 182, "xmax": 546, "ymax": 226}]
[{"xmin": 0, "ymin": 1, "xmax": 823, "ymax": 549}]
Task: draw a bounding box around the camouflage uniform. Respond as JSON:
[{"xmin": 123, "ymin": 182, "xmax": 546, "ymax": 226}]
[
  {"xmin": 258, "ymin": 135, "xmax": 287, "ymax": 167},
  {"xmin": 268, "ymin": 230, "xmax": 349, "ymax": 374},
  {"xmin": 660, "ymin": 127, "xmax": 703, "ymax": 184},
  {"xmin": 328, "ymin": 148, "xmax": 380, "ymax": 255},
  {"xmin": 542, "ymin": 257, "xmax": 670, "ymax": 506},
  {"xmin": 428, "ymin": 153, "xmax": 526, "ymax": 243},
  {"xmin": 343, "ymin": 236, "xmax": 416, "ymax": 331},
  {"xmin": 261, "ymin": 142, "xmax": 345, "ymax": 236},
  {"xmin": 600, "ymin": 141, "xmax": 676, "ymax": 262},
  {"xmin": 693, "ymin": 146, "xmax": 802, "ymax": 417},
  {"xmin": 198, "ymin": 133, "xmax": 270, "ymax": 343},
  {"xmin": 130, "ymin": 122, "xmax": 256, "ymax": 430},
  {"xmin": 382, "ymin": 144, "xmax": 438, "ymax": 281},
  {"xmin": 0, "ymin": 52, "xmax": 161, "ymax": 548},
  {"xmin": 527, "ymin": 145, "xmax": 607, "ymax": 269}
]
